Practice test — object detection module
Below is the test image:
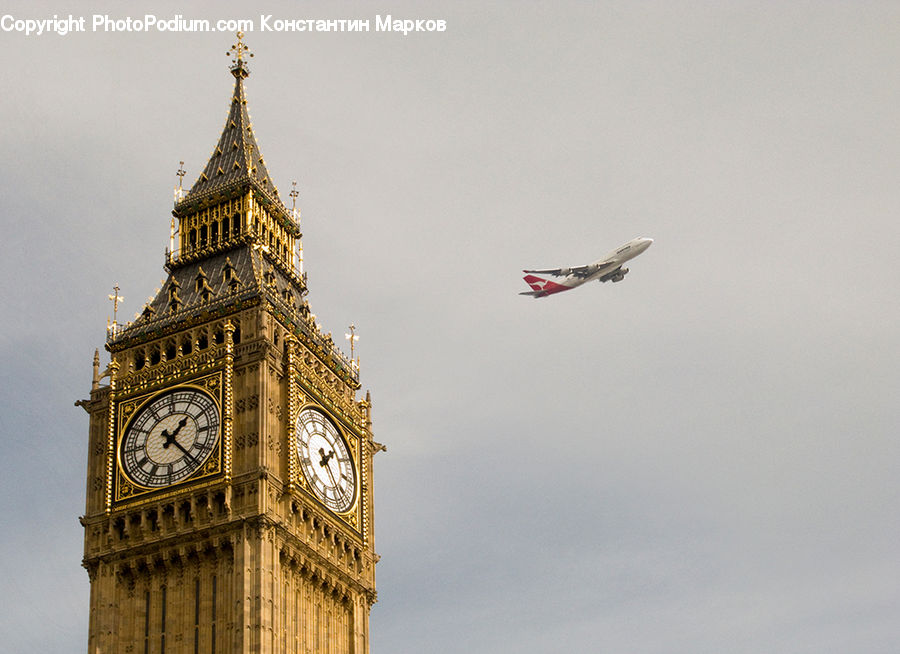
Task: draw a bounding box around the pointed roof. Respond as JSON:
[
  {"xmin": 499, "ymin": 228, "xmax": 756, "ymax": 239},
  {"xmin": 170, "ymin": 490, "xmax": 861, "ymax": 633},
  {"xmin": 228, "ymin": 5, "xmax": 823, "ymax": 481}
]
[{"xmin": 177, "ymin": 37, "xmax": 283, "ymax": 211}]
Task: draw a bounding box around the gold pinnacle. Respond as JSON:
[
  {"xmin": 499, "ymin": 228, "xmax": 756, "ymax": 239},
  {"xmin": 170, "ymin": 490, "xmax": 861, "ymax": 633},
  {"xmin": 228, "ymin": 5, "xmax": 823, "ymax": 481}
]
[
  {"xmin": 228, "ymin": 31, "xmax": 254, "ymax": 65},
  {"xmin": 108, "ymin": 284, "xmax": 123, "ymax": 324}
]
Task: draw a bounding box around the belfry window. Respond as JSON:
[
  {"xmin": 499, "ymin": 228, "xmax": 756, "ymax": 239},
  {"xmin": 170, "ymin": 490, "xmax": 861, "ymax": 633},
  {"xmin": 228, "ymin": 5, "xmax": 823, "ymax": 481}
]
[{"xmin": 199, "ymin": 225, "xmax": 208, "ymax": 247}]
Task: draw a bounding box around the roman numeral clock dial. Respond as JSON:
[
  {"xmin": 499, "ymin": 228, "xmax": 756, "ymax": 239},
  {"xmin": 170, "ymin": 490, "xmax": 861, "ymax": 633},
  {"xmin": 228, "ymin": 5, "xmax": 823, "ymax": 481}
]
[
  {"xmin": 120, "ymin": 388, "xmax": 221, "ymax": 488},
  {"xmin": 296, "ymin": 407, "xmax": 356, "ymax": 513}
]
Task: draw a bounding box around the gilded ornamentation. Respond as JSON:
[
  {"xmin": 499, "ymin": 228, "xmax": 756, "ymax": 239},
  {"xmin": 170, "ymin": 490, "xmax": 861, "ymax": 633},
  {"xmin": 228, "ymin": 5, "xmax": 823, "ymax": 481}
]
[{"xmin": 118, "ymin": 344, "xmax": 227, "ymax": 396}]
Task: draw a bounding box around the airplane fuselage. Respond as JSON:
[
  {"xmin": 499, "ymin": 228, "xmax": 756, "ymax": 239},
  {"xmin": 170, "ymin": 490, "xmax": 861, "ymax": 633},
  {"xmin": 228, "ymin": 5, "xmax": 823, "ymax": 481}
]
[{"xmin": 581, "ymin": 236, "xmax": 653, "ymax": 282}]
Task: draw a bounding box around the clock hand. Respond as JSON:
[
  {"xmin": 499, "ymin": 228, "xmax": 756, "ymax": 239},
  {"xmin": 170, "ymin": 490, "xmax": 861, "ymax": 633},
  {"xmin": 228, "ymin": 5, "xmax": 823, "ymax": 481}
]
[
  {"xmin": 318, "ymin": 447, "xmax": 335, "ymax": 467},
  {"xmin": 322, "ymin": 457, "xmax": 339, "ymax": 490},
  {"xmin": 168, "ymin": 438, "xmax": 199, "ymax": 464},
  {"xmin": 160, "ymin": 416, "xmax": 199, "ymax": 463},
  {"xmin": 162, "ymin": 416, "xmax": 190, "ymax": 448},
  {"xmin": 170, "ymin": 416, "xmax": 189, "ymax": 438},
  {"xmin": 317, "ymin": 447, "xmax": 340, "ymax": 489}
]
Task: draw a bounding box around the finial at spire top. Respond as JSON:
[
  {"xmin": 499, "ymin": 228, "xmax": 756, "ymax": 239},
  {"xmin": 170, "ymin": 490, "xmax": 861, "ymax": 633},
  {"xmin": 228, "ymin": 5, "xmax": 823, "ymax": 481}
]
[
  {"xmin": 228, "ymin": 31, "xmax": 254, "ymax": 78},
  {"xmin": 289, "ymin": 180, "xmax": 300, "ymax": 216},
  {"xmin": 174, "ymin": 161, "xmax": 186, "ymax": 205}
]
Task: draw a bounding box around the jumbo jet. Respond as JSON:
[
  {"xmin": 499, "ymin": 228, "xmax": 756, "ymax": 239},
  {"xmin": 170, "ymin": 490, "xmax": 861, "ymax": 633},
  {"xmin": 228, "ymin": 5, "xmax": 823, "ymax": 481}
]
[{"xmin": 520, "ymin": 237, "xmax": 653, "ymax": 298}]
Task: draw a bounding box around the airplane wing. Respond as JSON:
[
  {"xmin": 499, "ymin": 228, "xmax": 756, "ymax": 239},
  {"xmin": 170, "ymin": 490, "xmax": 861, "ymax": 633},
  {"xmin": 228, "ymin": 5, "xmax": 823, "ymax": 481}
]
[
  {"xmin": 522, "ymin": 263, "xmax": 604, "ymax": 278},
  {"xmin": 522, "ymin": 268, "xmax": 564, "ymax": 276}
]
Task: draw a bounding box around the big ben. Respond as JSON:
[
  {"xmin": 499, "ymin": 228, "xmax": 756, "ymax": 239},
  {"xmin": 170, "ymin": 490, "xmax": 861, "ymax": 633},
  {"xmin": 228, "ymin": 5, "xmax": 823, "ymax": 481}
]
[{"xmin": 79, "ymin": 35, "xmax": 379, "ymax": 653}]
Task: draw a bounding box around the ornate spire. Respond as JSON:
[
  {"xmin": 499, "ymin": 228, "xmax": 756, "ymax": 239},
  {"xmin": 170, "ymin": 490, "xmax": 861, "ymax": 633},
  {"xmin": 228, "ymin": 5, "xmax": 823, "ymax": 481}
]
[{"xmin": 178, "ymin": 32, "xmax": 279, "ymax": 207}]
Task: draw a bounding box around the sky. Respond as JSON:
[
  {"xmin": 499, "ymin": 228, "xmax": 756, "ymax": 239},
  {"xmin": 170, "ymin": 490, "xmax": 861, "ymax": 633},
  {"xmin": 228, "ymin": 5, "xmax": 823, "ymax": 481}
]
[{"xmin": 1, "ymin": 1, "xmax": 898, "ymax": 652}]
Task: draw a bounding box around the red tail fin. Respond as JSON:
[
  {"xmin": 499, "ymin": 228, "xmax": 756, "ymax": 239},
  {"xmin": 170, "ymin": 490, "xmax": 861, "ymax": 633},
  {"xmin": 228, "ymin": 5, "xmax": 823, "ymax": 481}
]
[
  {"xmin": 522, "ymin": 275, "xmax": 570, "ymax": 296},
  {"xmin": 523, "ymin": 275, "xmax": 548, "ymax": 292}
]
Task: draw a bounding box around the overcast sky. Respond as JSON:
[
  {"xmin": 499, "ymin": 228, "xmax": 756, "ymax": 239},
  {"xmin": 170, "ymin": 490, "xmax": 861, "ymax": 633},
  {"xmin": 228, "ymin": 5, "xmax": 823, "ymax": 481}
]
[{"xmin": 1, "ymin": 1, "xmax": 898, "ymax": 652}]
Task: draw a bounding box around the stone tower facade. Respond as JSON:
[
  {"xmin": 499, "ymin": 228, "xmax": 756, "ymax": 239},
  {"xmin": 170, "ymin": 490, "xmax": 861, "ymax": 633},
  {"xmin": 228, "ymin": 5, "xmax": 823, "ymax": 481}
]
[{"xmin": 80, "ymin": 36, "xmax": 379, "ymax": 654}]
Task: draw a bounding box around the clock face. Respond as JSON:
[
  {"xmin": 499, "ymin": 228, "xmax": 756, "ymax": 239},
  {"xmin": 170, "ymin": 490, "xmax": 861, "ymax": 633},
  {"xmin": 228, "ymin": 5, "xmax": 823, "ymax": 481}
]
[
  {"xmin": 295, "ymin": 408, "xmax": 356, "ymax": 513},
  {"xmin": 120, "ymin": 388, "xmax": 220, "ymax": 488}
]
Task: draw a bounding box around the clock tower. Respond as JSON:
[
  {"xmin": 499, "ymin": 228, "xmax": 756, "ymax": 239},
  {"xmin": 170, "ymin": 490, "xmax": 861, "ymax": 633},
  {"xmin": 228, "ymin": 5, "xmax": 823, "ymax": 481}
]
[{"xmin": 80, "ymin": 35, "xmax": 379, "ymax": 653}]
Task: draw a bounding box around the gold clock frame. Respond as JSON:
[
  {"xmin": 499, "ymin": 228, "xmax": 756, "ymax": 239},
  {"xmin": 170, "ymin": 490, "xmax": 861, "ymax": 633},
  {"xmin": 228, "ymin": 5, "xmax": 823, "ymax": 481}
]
[
  {"xmin": 293, "ymin": 404, "xmax": 360, "ymax": 514},
  {"xmin": 289, "ymin": 395, "xmax": 363, "ymax": 534},
  {"xmin": 112, "ymin": 371, "xmax": 226, "ymax": 506}
]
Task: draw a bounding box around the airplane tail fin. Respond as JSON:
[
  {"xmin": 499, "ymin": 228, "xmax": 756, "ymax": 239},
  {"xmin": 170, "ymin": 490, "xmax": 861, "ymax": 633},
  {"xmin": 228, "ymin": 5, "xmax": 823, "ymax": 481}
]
[
  {"xmin": 523, "ymin": 274, "xmax": 548, "ymax": 292},
  {"xmin": 520, "ymin": 274, "xmax": 565, "ymax": 298},
  {"xmin": 521, "ymin": 274, "xmax": 549, "ymax": 298}
]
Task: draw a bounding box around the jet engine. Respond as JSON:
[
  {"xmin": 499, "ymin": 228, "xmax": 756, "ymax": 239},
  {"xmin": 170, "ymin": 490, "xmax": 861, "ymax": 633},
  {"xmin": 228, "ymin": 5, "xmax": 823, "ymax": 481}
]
[
  {"xmin": 610, "ymin": 267, "xmax": 629, "ymax": 282},
  {"xmin": 558, "ymin": 267, "xmax": 572, "ymax": 277}
]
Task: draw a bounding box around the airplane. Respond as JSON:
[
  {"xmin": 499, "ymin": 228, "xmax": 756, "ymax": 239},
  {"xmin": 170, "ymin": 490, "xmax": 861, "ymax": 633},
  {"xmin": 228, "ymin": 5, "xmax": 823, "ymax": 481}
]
[{"xmin": 520, "ymin": 237, "xmax": 653, "ymax": 298}]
